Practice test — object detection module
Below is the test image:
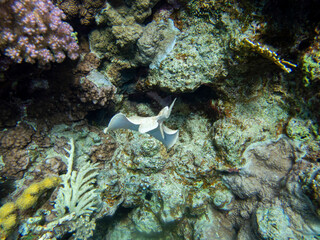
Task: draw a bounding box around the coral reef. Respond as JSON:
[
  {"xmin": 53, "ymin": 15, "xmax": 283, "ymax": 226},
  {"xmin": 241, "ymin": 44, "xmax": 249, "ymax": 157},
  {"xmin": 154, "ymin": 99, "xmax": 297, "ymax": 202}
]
[
  {"xmin": 0, "ymin": 0, "xmax": 79, "ymax": 64},
  {"xmin": 1, "ymin": 0, "xmax": 320, "ymax": 239}
]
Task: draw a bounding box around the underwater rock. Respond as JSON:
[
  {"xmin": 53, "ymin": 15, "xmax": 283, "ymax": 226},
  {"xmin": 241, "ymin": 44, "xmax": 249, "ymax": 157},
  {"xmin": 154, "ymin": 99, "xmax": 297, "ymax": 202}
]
[
  {"xmin": 78, "ymin": 69, "xmax": 116, "ymax": 106},
  {"xmin": 212, "ymin": 189, "xmax": 234, "ymax": 211},
  {"xmin": 95, "ymin": 1, "xmax": 159, "ymax": 48},
  {"xmin": 0, "ymin": 123, "xmax": 35, "ymax": 179},
  {"xmin": 223, "ymin": 136, "xmax": 298, "ymax": 200},
  {"xmin": 0, "ymin": 123, "xmax": 34, "ymax": 149},
  {"xmin": 156, "ymin": 175, "xmax": 186, "ymax": 223},
  {"xmin": 212, "ymin": 96, "xmax": 288, "ymax": 167},
  {"xmin": 193, "ymin": 206, "xmax": 236, "ymax": 240},
  {"xmin": 136, "ymin": 19, "xmax": 180, "ymax": 69},
  {"xmin": 111, "ymin": 22, "xmax": 144, "ymax": 48},
  {"xmin": 301, "ymin": 39, "xmax": 320, "ymax": 86},
  {"xmin": 99, "ymin": 101, "xmax": 242, "ymax": 238},
  {"xmin": 95, "ymin": 3, "xmax": 143, "ymax": 48},
  {"xmin": 75, "ymin": 53, "xmax": 100, "ymax": 75},
  {"xmin": 222, "ymin": 134, "xmax": 320, "ymax": 239},
  {"xmin": 131, "ymin": 206, "xmax": 162, "ymax": 234},
  {"xmin": 190, "ymin": 188, "xmax": 211, "ymax": 216},
  {"xmin": 292, "ymin": 160, "xmax": 320, "ymax": 217},
  {"xmin": 286, "ymin": 118, "xmax": 319, "ymax": 142},
  {"xmin": 253, "ymin": 206, "xmax": 295, "ymax": 240},
  {"xmin": 105, "ymin": 217, "xmax": 137, "ymax": 240},
  {"xmin": 31, "ymin": 157, "xmax": 67, "ymax": 179},
  {"xmin": 89, "ymin": 28, "xmax": 119, "ymax": 59},
  {"xmin": 143, "ymin": 16, "xmax": 228, "ymax": 93}
]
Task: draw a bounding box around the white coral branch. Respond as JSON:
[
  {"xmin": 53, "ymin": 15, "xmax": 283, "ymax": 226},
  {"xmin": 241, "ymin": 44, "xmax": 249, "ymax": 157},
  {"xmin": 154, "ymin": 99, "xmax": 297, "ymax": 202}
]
[{"xmin": 54, "ymin": 138, "xmax": 100, "ymax": 217}]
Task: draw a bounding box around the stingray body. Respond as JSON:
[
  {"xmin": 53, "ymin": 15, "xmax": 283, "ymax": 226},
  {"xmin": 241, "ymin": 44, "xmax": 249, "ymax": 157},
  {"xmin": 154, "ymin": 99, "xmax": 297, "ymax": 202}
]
[{"xmin": 104, "ymin": 99, "xmax": 179, "ymax": 148}]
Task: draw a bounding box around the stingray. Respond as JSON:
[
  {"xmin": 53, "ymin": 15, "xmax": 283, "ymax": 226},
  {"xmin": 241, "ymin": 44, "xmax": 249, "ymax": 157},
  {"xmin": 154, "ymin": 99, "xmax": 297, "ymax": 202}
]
[{"xmin": 104, "ymin": 99, "xmax": 179, "ymax": 149}]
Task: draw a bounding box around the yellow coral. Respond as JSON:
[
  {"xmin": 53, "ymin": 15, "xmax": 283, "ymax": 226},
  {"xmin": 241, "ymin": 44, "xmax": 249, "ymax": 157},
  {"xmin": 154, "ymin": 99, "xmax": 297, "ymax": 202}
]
[
  {"xmin": 16, "ymin": 193, "xmax": 38, "ymax": 211},
  {"xmin": 24, "ymin": 183, "xmax": 41, "ymax": 195},
  {"xmin": 40, "ymin": 176, "xmax": 61, "ymax": 189},
  {"xmin": 0, "ymin": 202, "xmax": 16, "ymax": 220},
  {"xmin": 0, "ymin": 176, "xmax": 61, "ymax": 237},
  {"xmin": 1, "ymin": 214, "xmax": 16, "ymax": 230},
  {"xmin": 0, "ymin": 203, "xmax": 17, "ymax": 239},
  {"xmin": 15, "ymin": 176, "xmax": 61, "ymax": 211}
]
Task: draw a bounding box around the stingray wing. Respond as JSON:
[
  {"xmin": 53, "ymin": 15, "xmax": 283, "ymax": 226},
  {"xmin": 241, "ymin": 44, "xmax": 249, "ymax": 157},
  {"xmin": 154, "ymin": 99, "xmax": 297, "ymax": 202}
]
[
  {"xmin": 104, "ymin": 113, "xmax": 140, "ymax": 133},
  {"xmin": 148, "ymin": 124, "xmax": 179, "ymax": 149}
]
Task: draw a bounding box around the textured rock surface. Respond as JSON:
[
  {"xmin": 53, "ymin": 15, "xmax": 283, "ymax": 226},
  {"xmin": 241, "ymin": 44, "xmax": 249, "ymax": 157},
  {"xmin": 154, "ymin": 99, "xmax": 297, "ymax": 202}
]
[
  {"xmin": 223, "ymin": 136, "xmax": 320, "ymax": 239},
  {"xmin": 193, "ymin": 206, "xmax": 236, "ymax": 240},
  {"xmin": 254, "ymin": 207, "xmax": 295, "ymax": 240},
  {"xmin": 0, "ymin": 123, "xmax": 35, "ymax": 179},
  {"xmin": 136, "ymin": 19, "xmax": 179, "ymax": 68},
  {"xmin": 212, "ymin": 96, "xmax": 289, "ymax": 167},
  {"xmin": 144, "ymin": 15, "xmax": 230, "ymax": 92},
  {"xmin": 223, "ymin": 136, "xmax": 297, "ymax": 200}
]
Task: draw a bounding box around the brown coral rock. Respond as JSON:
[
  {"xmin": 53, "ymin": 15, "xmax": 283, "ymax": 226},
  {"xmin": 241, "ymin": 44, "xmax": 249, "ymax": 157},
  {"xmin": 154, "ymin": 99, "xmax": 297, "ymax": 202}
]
[
  {"xmin": 90, "ymin": 137, "xmax": 117, "ymax": 165},
  {"xmin": 0, "ymin": 124, "xmax": 35, "ymax": 179},
  {"xmin": 1, "ymin": 149, "xmax": 31, "ymax": 179},
  {"xmin": 31, "ymin": 157, "xmax": 67, "ymax": 179},
  {"xmin": 112, "ymin": 23, "xmax": 143, "ymax": 48},
  {"xmin": 80, "ymin": 0, "xmax": 104, "ymax": 25},
  {"xmin": 59, "ymin": 0, "xmax": 79, "ymax": 17},
  {"xmin": 0, "ymin": 123, "xmax": 34, "ymax": 149},
  {"xmin": 75, "ymin": 53, "xmax": 100, "ymax": 75},
  {"xmin": 57, "ymin": 0, "xmax": 104, "ymax": 25},
  {"xmin": 78, "ymin": 75, "xmax": 116, "ymax": 106}
]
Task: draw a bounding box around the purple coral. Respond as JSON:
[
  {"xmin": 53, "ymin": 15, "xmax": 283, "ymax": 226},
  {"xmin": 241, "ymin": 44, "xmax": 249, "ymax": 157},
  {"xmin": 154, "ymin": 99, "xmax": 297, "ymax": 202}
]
[{"xmin": 0, "ymin": 0, "xmax": 79, "ymax": 65}]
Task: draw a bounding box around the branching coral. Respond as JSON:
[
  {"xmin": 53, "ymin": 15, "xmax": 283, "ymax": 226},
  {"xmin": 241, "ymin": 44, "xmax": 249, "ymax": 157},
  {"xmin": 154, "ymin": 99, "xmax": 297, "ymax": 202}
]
[
  {"xmin": 0, "ymin": 0, "xmax": 79, "ymax": 64},
  {"xmin": 243, "ymin": 38, "xmax": 297, "ymax": 73}
]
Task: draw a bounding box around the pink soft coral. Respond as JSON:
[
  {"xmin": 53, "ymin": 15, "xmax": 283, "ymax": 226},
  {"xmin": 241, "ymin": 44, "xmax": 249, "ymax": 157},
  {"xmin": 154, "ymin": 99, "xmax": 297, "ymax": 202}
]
[{"xmin": 0, "ymin": 0, "xmax": 79, "ymax": 65}]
